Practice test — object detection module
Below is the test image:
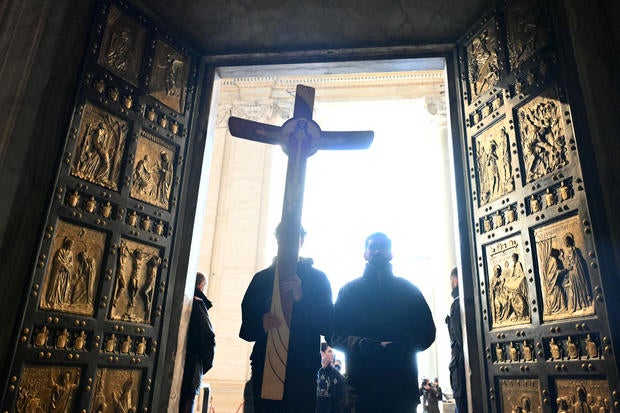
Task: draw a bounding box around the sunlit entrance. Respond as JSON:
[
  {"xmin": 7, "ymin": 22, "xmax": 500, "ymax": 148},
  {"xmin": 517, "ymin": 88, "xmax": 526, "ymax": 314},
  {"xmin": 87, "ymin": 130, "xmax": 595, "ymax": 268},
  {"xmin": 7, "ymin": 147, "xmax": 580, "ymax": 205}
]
[{"xmin": 189, "ymin": 58, "xmax": 461, "ymax": 412}]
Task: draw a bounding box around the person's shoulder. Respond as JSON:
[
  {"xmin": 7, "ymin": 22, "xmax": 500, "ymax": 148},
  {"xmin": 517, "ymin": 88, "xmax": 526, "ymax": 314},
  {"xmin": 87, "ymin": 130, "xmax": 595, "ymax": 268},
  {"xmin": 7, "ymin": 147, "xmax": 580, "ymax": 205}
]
[
  {"xmin": 392, "ymin": 275, "xmax": 421, "ymax": 291},
  {"xmin": 298, "ymin": 257, "xmax": 328, "ymax": 278}
]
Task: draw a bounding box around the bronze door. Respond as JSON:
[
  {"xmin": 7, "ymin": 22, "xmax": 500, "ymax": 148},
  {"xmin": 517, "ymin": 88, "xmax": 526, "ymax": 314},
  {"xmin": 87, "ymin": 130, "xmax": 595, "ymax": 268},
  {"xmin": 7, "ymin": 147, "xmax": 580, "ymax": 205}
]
[
  {"xmin": 1, "ymin": 1, "xmax": 201, "ymax": 411},
  {"xmin": 455, "ymin": 1, "xmax": 619, "ymax": 412}
]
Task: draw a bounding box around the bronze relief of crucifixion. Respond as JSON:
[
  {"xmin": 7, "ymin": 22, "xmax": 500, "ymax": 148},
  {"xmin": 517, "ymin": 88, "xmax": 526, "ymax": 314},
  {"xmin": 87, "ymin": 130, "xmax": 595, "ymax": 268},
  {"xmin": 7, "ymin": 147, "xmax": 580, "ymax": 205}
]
[{"xmin": 228, "ymin": 84, "xmax": 373, "ymax": 400}]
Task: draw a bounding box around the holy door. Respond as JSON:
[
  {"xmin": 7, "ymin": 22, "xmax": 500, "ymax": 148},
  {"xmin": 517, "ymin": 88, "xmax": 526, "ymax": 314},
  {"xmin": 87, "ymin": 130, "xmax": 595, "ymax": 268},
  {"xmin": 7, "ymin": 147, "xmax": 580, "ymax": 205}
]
[
  {"xmin": 1, "ymin": 1, "xmax": 201, "ymax": 411},
  {"xmin": 456, "ymin": 1, "xmax": 619, "ymax": 412}
]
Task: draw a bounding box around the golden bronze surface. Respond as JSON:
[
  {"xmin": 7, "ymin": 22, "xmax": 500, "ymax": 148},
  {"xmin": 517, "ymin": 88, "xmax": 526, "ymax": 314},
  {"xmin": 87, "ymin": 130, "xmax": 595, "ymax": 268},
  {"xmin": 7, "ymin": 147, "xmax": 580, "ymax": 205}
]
[
  {"xmin": 109, "ymin": 239, "xmax": 162, "ymax": 323},
  {"xmin": 130, "ymin": 131, "xmax": 176, "ymax": 210},
  {"xmin": 466, "ymin": 24, "xmax": 500, "ymax": 99},
  {"xmin": 97, "ymin": 4, "xmax": 146, "ymax": 85},
  {"xmin": 16, "ymin": 366, "xmax": 80, "ymax": 413},
  {"xmin": 499, "ymin": 378, "xmax": 542, "ymax": 413},
  {"xmin": 71, "ymin": 103, "xmax": 129, "ymax": 191},
  {"xmin": 516, "ymin": 87, "xmax": 569, "ymax": 183},
  {"xmin": 91, "ymin": 368, "xmax": 142, "ymax": 413},
  {"xmin": 149, "ymin": 40, "xmax": 190, "ymax": 113},
  {"xmin": 474, "ymin": 120, "xmax": 514, "ymax": 205},
  {"xmin": 534, "ymin": 215, "xmax": 595, "ymax": 321},
  {"xmin": 39, "ymin": 220, "xmax": 107, "ymax": 316},
  {"xmin": 555, "ymin": 378, "xmax": 611, "ymax": 413},
  {"xmin": 505, "ymin": 0, "xmax": 550, "ymax": 71},
  {"xmin": 485, "ymin": 235, "xmax": 531, "ymax": 328}
]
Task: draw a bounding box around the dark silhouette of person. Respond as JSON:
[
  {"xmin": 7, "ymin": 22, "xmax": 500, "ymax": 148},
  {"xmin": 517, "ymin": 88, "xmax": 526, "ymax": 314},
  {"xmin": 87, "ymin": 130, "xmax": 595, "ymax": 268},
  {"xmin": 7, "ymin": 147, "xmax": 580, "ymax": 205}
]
[{"xmin": 446, "ymin": 267, "xmax": 468, "ymax": 413}]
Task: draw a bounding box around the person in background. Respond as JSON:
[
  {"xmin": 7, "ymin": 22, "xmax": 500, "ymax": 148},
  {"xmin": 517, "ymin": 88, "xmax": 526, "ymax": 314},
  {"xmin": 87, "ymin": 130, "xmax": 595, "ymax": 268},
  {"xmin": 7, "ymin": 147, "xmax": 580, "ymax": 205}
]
[
  {"xmin": 316, "ymin": 342, "xmax": 346, "ymax": 413},
  {"xmin": 331, "ymin": 232, "xmax": 436, "ymax": 413},
  {"xmin": 179, "ymin": 272, "xmax": 216, "ymax": 413},
  {"xmin": 446, "ymin": 267, "xmax": 468, "ymax": 413}
]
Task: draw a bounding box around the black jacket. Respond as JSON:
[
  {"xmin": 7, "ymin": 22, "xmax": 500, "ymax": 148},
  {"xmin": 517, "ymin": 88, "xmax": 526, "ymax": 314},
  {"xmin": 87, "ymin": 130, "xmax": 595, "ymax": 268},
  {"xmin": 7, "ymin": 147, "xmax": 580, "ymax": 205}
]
[
  {"xmin": 446, "ymin": 287, "xmax": 466, "ymax": 399},
  {"xmin": 181, "ymin": 287, "xmax": 215, "ymax": 397},
  {"xmin": 239, "ymin": 258, "xmax": 333, "ymax": 401},
  {"xmin": 331, "ymin": 263, "xmax": 435, "ymax": 404}
]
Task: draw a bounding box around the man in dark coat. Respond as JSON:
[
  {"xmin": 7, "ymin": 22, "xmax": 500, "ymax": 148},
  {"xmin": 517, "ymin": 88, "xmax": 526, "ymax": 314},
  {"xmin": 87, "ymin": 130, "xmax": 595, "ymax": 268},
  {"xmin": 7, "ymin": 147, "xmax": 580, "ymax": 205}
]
[
  {"xmin": 331, "ymin": 232, "xmax": 436, "ymax": 413},
  {"xmin": 446, "ymin": 267, "xmax": 468, "ymax": 413},
  {"xmin": 180, "ymin": 272, "xmax": 216, "ymax": 413},
  {"xmin": 240, "ymin": 225, "xmax": 333, "ymax": 413}
]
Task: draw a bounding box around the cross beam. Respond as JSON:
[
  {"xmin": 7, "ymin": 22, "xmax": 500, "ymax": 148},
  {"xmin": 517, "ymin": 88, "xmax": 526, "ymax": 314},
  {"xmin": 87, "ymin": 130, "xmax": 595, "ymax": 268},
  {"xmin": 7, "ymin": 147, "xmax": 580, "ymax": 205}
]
[{"xmin": 228, "ymin": 84, "xmax": 373, "ymax": 400}]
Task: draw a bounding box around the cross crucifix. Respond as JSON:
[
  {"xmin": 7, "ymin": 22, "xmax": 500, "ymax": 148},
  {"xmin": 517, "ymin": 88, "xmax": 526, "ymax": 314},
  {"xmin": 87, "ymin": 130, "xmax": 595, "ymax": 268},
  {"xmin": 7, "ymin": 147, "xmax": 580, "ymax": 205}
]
[{"xmin": 228, "ymin": 84, "xmax": 373, "ymax": 400}]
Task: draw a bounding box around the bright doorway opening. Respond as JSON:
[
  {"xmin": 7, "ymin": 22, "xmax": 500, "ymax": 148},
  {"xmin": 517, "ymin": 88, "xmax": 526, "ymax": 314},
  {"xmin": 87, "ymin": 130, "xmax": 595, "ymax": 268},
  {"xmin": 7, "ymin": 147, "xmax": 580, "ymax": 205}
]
[{"xmin": 190, "ymin": 58, "xmax": 461, "ymax": 412}]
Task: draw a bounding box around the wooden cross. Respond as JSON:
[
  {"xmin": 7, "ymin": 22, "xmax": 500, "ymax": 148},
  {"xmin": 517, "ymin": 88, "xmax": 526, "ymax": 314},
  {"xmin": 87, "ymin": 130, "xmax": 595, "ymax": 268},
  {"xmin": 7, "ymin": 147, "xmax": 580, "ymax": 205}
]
[{"xmin": 228, "ymin": 84, "xmax": 373, "ymax": 400}]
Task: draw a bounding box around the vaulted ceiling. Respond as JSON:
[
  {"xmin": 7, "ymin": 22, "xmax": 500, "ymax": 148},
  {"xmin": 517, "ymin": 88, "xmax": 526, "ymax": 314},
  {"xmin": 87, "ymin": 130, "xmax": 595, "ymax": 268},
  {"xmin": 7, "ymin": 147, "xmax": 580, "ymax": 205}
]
[{"xmin": 131, "ymin": 0, "xmax": 494, "ymax": 55}]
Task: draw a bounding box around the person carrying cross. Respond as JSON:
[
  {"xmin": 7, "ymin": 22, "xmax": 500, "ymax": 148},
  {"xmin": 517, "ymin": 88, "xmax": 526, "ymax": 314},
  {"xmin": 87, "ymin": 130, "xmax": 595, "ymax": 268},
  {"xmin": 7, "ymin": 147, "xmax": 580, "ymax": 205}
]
[{"xmin": 240, "ymin": 224, "xmax": 334, "ymax": 413}]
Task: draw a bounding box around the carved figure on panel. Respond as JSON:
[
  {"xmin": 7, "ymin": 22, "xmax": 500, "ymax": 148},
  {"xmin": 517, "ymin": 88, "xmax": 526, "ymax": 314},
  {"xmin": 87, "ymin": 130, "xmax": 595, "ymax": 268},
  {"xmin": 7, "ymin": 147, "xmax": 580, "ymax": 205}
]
[
  {"xmin": 127, "ymin": 248, "xmax": 148, "ymax": 309},
  {"xmin": 467, "ymin": 28, "xmax": 500, "ymax": 99},
  {"xmin": 35, "ymin": 326, "xmax": 49, "ymax": 347},
  {"xmin": 486, "ymin": 236, "xmax": 530, "ymax": 328},
  {"xmin": 567, "ymin": 336, "xmax": 579, "ymax": 359},
  {"xmin": 130, "ymin": 131, "xmax": 176, "ymax": 209},
  {"xmin": 56, "ymin": 328, "xmax": 69, "ymax": 350},
  {"xmin": 50, "ymin": 370, "xmax": 79, "ymax": 413},
  {"xmin": 517, "ymin": 91, "xmax": 568, "ymax": 183},
  {"xmin": 499, "ymin": 379, "xmax": 542, "ymax": 413},
  {"xmin": 74, "ymin": 331, "xmax": 86, "ymax": 351},
  {"xmin": 40, "ymin": 222, "xmax": 106, "ymax": 316},
  {"xmin": 496, "ymin": 343, "xmax": 505, "ymax": 362},
  {"xmin": 132, "ymin": 155, "xmax": 154, "ymax": 196},
  {"xmin": 534, "ymin": 216, "xmax": 595, "ymax": 321},
  {"xmin": 113, "ymin": 241, "xmax": 130, "ymax": 308},
  {"xmin": 121, "ymin": 336, "xmax": 132, "ymax": 354},
  {"xmin": 585, "ymin": 334, "xmax": 598, "ymax": 359},
  {"xmin": 506, "ymin": 1, "xmax": 550, "ymax": 71},
  {"xmin": 550, "ymin": 337, "xmax": 561, "ymax": 360},
  {"xmin": 16, "ymin": 383, "xmax": 45, "ymax": 413},
  {"xmin": 149, "ymin": 40, "xmax": 190, "ymax": 112},
  {"xmin": 136, "ymin": 337, "xmax": 147, "ymax": 355},
  {"xmin": 522, "ymin": 341, "xmax": 532, "ymax": 361},
  {"xmin": 91, "ymin": 369, "xmax": 142, "ymax": 413},
  {"xmin": 93, "ymin": 375, "xmax": 108, "ymax": 413},
  {"xmin": 72, "ymin": 250, "xmax": 95, "ymax": 305},
  {"xmin": 105, "ymin": 333, "xmax": 117, "ymax": 353},
  {"xmin": 509, "ymin": 342, "xmax": 519, "ymax": 362},
  {"xmin": 17, "ymin": 366, "xmax": 81, "ymax": 413},
  {"xmin": 110, "ymin": 239, "xmax": 161, "ymax": 323},
  {"xmin": 72, "ymin": 104, "xmax": 128, "ymax": 191},
  {"xmin": 156, "ymin": 151, "xmax": 173, "ymax": 205},
  {"xmin": 97, "ymin": 5, "xmax": 146, "ymax": 85},
  {"xmin": 142, "ymin": 255, "xmax": 162, "ymax": 315},
  {"xmin": 46, "ymin": 237, "xmax": 74, "ymax": 308},
  {"xmin": 475, "ymin": 122, "xmax": 514, "ymax": 205},
  {"xmin": 564, "ymin": 233, "xmax": 593, "ymax": 313},
  {"xmin": 112, "ymin": 377, "xmax": 135, "ymax": 413}
]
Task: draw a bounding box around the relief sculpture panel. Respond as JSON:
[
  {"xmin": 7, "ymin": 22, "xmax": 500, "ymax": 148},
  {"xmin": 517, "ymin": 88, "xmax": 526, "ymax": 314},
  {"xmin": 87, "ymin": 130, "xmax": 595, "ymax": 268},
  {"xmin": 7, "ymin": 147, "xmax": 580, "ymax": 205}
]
[
  {"xmin": 97, "ymin": 4, "xmax": 146, "ymax": 85},
  {"xmin": 505, "ymin": 0, "xmax": 550, "ymax": 72},
  {"xmin": 39, "ymin": 220, "xmax": 106, "ymax": 316},
  {"xmin": 109, "ymin": 238, "xmax": 162, "ymax": 324},
  {"xmin": 130, "ymin": 131, "xmax": 176, "ymax": 210},
  {"xmin": 91, "ymin": 368, "xmax": 143, "ymax": 413},
  {"xmin": 498, "ymin": 378, "xmax": 541, "ymax": 413},
  {"xmin": 71, "ymin": 103, "xmax": 129, "ymax": 191},
  {"xmin": 485, "ymin": 235, "xmax": 531, "ymax": 328},
  {"xmin": 466, "ymin": 23, "xmax": 501, "ymax": 100},
  {"xmin": 516, "ymin": 87, "xmax": 569, "ymax": 184},
  {"xmin": 533, "ymin": 215, "xmax": 595, "ymax": 321},
  {"xmin": 149, "ymin": 40, "xmax": 191, "ymax": 113},
  {"xmin": 554, "ymin": 378, "xmax": 611, "ymax": 413},
  {"xmin": 474, "ymin": 120, "xmax": 515, "ymax": 205},
  {"xmin": 16, "ymin": 366, "xmax": 81, "ymax": 413}
]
